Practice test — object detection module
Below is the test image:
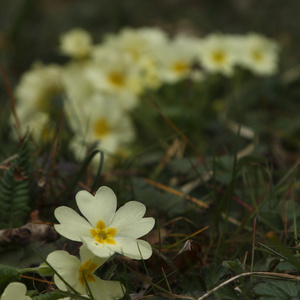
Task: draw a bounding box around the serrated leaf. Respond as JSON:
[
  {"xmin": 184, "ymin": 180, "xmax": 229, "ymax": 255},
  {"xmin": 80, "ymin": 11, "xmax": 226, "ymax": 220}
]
[
  {"xmin": 222, "ymin": 259, "xmax": 243, "ymax": 275},
  {"xmin": 0, "ymin": 265, "xmax": 20, "ymax": 293},
  {"xmin": 253, "ymin": 279, "xmax": 300, "ymax": 299},
  {"xmin": 201, "ymin": 263, "xmax": 239, "ymax": 300},
  {"xmin": 275, "ymin": 261, "xmax": 298, "ymax": 273}
]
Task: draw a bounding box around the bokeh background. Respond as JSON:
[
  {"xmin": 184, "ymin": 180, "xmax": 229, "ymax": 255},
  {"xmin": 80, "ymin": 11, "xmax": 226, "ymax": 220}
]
[{"xmin": 1, "ymin": 0, "xmax": 299, "ymax": 77}]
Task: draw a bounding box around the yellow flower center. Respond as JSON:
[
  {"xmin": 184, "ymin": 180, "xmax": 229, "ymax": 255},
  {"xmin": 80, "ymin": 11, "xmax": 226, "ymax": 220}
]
[
  {"xmin": 252, "ymin": 50, "xmax": 263, "ymax": 63},
  {"xmin": 90, "ymin": 220, "xmax": 117, "ymax": 244},
  {"xmin": 78, "ymin": 259, "xmax": 98, "ymax": 286},
  {"xmin": 93, "ymin": 118, "xmax": 111, "ymax": 138},
  {"xmin": 108, "ymin": 71, "xmax": 125, "ymax": 87},
  {"xmin": 212, "ymin": 50, "xmax": 226, "ymax": 65},
  {"xmin": 172, "ymin": 61, "xmax": 189, "ymax": 73}
]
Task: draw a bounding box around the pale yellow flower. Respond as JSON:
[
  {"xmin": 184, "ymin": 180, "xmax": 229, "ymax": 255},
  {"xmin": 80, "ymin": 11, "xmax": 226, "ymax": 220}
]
[
  {"xmin": 15, "ymin": 63, "xmax": 63, "ymax": 115},
  {"xmin": 12, "ymin": 62, "xmax": 63, "ymax": 141},
  {"xmin": 239, "ymin": 33, "xmax": 279, "ymax": 75},
  {"xmin": 158, "ymin": 35, "xmax": 198, "ymax": 83},
  {"xmin": 47, "ymin": 245, "xmax": 125, "ymax": 300},
  {"xmin": 62, "ymin": 61, "xmax": 94, "ymax": 106},
  {"xmin": 87, "ymin": 50, "xmax": 142, "ymax": 110},
  {"xmin": 54, "ymin": 186, "xmax": 155, "ymax": 259},
  {"xmin": 60, "ymin": 28, "xmax": 92, "ymax": 59},
  {"xmin": 103, "ymin": 27, "xmax": 168, "ymax": 65},
  {"xmin": 197, "ymin": 34, "xmax": 239, "ymax": 76},
  {"xmin": 66, "ymin": 93, "xmax": 135, "ymax": 155}
]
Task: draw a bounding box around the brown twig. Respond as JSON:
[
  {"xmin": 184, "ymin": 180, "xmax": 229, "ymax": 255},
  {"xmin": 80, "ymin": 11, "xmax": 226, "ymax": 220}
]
[
  {"xmin": 143, "ymin": 178, "xmax": 210, "ymax": 209},
  {"xmin": 0, "ymin": 222, "xmax": 59, "ymax": 245},
  {"xmin": 198, "ymin": 271, "xmax": 300, "ymax": 300}
]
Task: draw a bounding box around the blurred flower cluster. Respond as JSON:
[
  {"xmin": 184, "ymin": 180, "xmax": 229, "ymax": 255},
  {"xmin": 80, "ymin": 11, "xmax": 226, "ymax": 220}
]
[{"xmin": 12, "ymin": 27, "xmax": 279, "ymax": 168}]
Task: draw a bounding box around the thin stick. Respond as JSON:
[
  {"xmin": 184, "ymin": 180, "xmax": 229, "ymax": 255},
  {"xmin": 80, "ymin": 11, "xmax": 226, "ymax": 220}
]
[
  {"xmin": 143, "ymin": 178, "xmax": 209, "ymax": 209},
  {"xmin": 198, "ymin": 271, "xmax": 300, "ymax": 300},
  {"xmin": 251, "ymin": 217, "xmax": 257, "ymax": 276}
]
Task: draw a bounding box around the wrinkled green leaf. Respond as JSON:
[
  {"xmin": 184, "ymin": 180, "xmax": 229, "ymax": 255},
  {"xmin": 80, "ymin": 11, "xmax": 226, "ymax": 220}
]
[
  {"xmin": 253, "ymin": 279, "xmax": 300, "ymax": 299},
  {"xmin": 0, "ymin": 265, "xmax": 20, "ymax": 293}
]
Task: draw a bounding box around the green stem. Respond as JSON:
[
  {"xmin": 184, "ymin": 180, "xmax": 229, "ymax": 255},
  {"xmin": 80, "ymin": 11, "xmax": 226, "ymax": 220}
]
[{"xmin": 19, "ymin": 267, "xmax": 40, "ymax": 274}]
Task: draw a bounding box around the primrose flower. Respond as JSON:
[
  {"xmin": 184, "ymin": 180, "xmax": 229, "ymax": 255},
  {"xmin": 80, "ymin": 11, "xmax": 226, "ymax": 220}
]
[
  {"xmin": 66, "ymin": 93, "xmax": 136, "ymax": 155},
  {"xmin": 12, "ymin": 63, "xmax": 63, "ymax": 141},
  {"xmin": 239, "ymin": 33, "xmax": 279, "ymax": 76},
  {"xmin": 197, "ymin": 34, "xmax": 239, "ymax": 76},
  {"xmin": 15, "ymin": 63, "xmax": 63, "ymax": 116},
  {"xmin": 102, "ymin": 27, "xmax": 167, "ymax": 74},
  {"xmin": 60, "ymin": 28, "xmax": 93, "ymax": 59},
  {"xmin": 87, "ymin": 49, "xmax": 144, "ymax": 109},
  {"xmin": 158, "ymin": 35, "xmax": 198, "ymax": 84},
  {"xmin": 1, "ymin": 282, "xmax": 31, "ymax": 300},
  {"xmin": 46, "ymin": 245, "xmax": 125, "ymax": 300},
  {"xmin": 54, "ymin": 186, "xmax": 155, "ymax": 259},
  {"xmin": 62, "ymin": 61, "xmax": 94, "ymax": 106}
]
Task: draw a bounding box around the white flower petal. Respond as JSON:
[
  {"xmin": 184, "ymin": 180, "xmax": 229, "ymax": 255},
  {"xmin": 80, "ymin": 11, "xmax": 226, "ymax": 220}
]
[
  {"xmin": 76, "ymin": 186, "xmax": 117, "ymax": 227},
  {"xmin": 88, "ymin": 277, "xmax": 125, "ymax": 300},
  {"xmin": 81, "ymin": 236, "xmax": 115, "ymax": 258},
  {"xmin": 113, "ymin": 237, "xmax": 153, "ymax": 259},
  {"xmin": 110, "ymin": 201, "xmax": 146, "ymax": 228},
  {"xmin": 46, "ymin": 250, "xmax": 84, "ymax": 294},
  {"xmin": 54, "ymin": 206, "xmax": 92, "ymax": 241},
  {"xmin": 79, "ymin": 244, "xmax": 108, "ymax": 267},
  {"xmin": 116, "ymin": 217, "xmax": 155, "ymax": 238},
  {"xmin": 1, "ymin": 282, "xmax": 30, "ymax": 300}
]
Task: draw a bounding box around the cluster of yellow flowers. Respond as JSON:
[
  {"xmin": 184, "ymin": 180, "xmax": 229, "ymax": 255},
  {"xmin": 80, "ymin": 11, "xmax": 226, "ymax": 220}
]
[
  {"xmin": 2, "ymin": 186, "xmax": 155, "ymax": 299},
  {"xmin": 12, "ymin": 27, "xmax": 279, "ymax": 168}
]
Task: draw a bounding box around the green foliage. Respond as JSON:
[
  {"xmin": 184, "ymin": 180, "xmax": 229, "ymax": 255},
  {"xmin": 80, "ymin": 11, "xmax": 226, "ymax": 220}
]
[
  {"xmin": 222, "ymin": 259, "xmax": 244, "ymax": 275},
  {"xmin": 0, "ymin": 242, "xmax": 56, "ymax": 268},
  {"xmin": 0, "ymin": 264, "xmax": 20, "ymax": 294},
  {"xmin": 132, "ymin": 177, "xmax": 187, "ymax": 217},
  {"xmin": 0, "ymin": 139, "xmax": 31, "ymax": 229},
  {"xmin": 253, "ymin": 279, "xmax": 300, "ymax": 299},
  {"xmin": 32, "ymin": 291, "xmax": 68, "ymax": 300},
  {"xmin": 201, "ymin": 263, "xmax": 239, "ymax": 300},
  {"xmin": 258, "ymin": 212, "xmax": 284, "ymax": 231}
]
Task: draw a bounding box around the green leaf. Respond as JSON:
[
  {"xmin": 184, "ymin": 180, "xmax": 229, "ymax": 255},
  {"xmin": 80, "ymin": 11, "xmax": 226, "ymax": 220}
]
[
  {"xmin": 0, "ymin": 242, "xmax": 56, "ymax": 268},
  {"xmin": 253, "ymin": 279, "xmax": 300, "ymax": 299},
  {"xmin": 201, "ymin": 263, "xmax": 239, "ymax": 300},
  {"xmin": 222, "ymin": 259, "xmax": 243, "ymax": 275},
  {"xmin": 0, "ymin": 139, "xmax": 31, "ymax": 229},
  {"xmin": 275, "ymin": 261, "xmax": 298, "ymax": 273},
  {"xmin": 0, "ymin": 265, "xmax": 20, "ymax": 293},
  {"xmin": 32, "ymin": 291, "xmax": 69, "ymax": 300}
]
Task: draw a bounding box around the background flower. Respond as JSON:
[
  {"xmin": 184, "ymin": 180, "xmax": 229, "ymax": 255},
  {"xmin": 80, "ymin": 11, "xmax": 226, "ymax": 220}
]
[
  {"xmin": 238, "ymin": 33, "xmax": 279, "ymax": 75},
  {"xmin": 197, "ymin": 34, "xmax": 239, "ymax": 76},
  {"xmin": 59, "ymin": 28, "xmax": 93, "ymax": 59}
]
